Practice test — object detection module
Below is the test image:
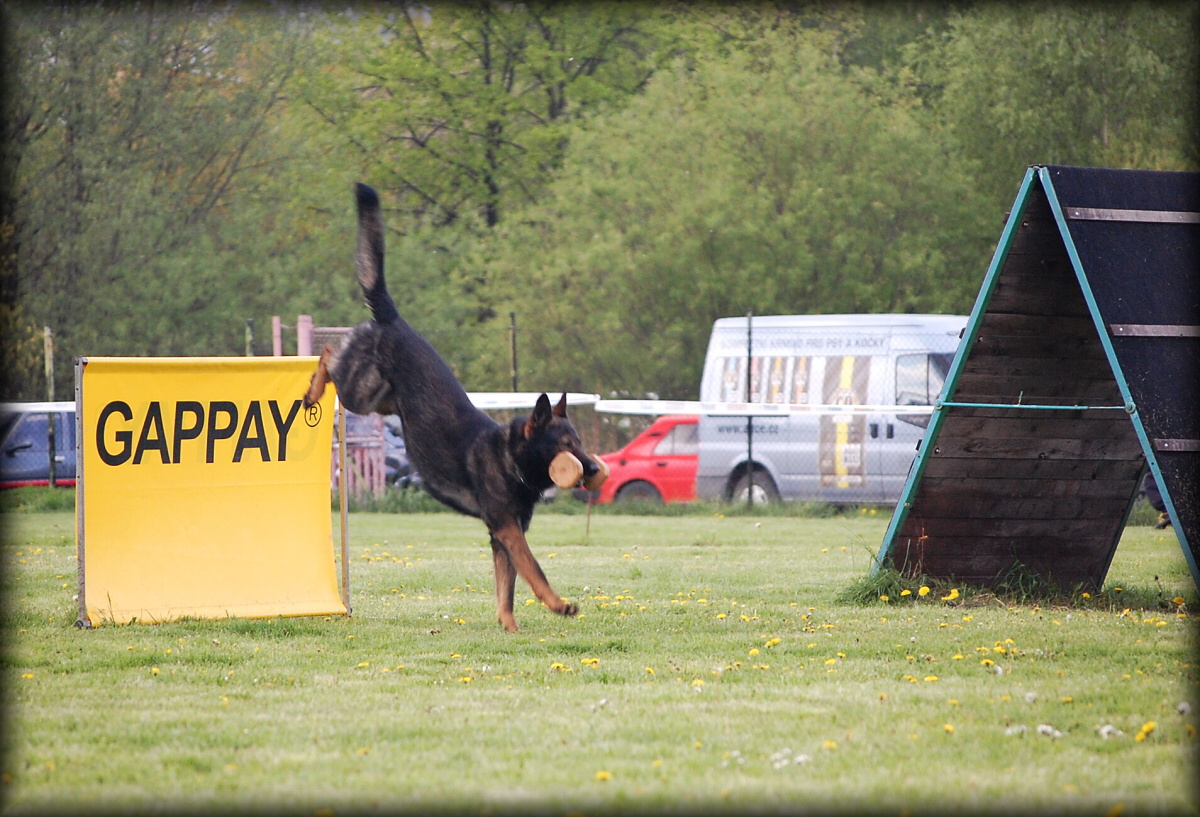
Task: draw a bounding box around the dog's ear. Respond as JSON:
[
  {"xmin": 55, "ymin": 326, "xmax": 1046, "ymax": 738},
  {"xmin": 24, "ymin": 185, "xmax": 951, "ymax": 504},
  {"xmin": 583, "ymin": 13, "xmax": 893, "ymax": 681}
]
[
  {"xmin": 524, "ymin": 393, "xmax": 553, "ymax": 439},
  {"xmin": 552, "ymin": 393, "xmax": 568, "ymax": 419}
]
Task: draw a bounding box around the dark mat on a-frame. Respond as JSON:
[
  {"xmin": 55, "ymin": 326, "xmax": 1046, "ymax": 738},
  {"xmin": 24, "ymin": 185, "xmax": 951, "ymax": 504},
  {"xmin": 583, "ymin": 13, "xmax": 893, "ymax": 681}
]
[{"xmin": 877, "ymin": 165, "xmax": 1199, "ymax": 590}]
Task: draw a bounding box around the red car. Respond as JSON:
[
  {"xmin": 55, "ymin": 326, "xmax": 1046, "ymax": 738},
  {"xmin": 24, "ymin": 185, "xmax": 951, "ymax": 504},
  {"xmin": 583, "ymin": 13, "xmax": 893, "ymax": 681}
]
[{"xmin": 576, "ymin": 415, "xmax": 698, "ymax": 504}]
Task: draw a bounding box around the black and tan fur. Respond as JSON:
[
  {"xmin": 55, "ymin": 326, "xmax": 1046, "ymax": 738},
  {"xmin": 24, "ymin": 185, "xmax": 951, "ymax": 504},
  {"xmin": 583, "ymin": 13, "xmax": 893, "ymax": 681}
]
[{"xmin": 304, "ymin": 183, "xmax": 603, "ymax": 631}]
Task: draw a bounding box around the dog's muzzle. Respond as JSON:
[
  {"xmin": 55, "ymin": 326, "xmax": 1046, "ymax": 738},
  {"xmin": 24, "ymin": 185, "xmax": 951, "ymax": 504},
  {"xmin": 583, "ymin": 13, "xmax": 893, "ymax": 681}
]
[{"xmin": 549, "ymin": 452, "xmax": 608, "ymax": 491}]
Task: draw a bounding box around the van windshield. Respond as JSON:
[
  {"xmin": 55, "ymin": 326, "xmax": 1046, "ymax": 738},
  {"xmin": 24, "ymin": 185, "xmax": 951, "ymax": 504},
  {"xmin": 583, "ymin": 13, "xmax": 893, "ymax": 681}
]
[{"xmin": 896, "ymin": 353, "xmax": 953, "ymax": 427}]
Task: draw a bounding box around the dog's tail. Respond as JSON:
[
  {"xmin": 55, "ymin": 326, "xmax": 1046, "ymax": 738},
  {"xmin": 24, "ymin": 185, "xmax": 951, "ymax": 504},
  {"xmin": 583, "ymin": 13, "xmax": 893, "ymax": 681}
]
[{"xmin": 354, "ymin": 183, "xmax": 400, "ymax": 324}]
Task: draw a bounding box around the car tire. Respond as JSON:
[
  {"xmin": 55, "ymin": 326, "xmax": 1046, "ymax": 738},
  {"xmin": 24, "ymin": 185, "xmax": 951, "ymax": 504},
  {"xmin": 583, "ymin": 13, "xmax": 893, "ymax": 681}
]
[
  {"xmin": 729, "ymin": 470, "xmax": 780, "ymax": 505},
  {"xmin": 614, "ymin": 481, "xmax": 663, "ymax": 504}
]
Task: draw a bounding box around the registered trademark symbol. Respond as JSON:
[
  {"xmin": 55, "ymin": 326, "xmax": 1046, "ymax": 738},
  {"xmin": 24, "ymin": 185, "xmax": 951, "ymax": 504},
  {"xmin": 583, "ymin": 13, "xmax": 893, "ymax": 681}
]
[{"xmin": 304, "ymin": 403, "xmax": 322, "ymax": 427}]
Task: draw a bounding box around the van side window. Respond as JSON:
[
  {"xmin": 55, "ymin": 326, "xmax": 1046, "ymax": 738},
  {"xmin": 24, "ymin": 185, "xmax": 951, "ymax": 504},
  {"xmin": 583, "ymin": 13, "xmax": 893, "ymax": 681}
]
[
  {"xmin": 896, "ymin": 353, "xmax": 953, "ymax": 427},
  {"xmin": 653, "ymin": 423, "xmax": 699, "ymax": 457}
]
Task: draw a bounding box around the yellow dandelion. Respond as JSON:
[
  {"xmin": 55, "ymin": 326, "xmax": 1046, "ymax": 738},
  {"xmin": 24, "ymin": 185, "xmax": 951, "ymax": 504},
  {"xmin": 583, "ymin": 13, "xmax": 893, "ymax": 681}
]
[
  {"xmin": 823, "ymin": 740, "xmax": 837, "ymax": 750},
  {"xmin": 151, "ymin": 667, "xmax": 160, "ymax": 676},
  {"xmin": 943, "ymin": 724, "xmax": 954, "ymax": 734},
  {"xmin": 825, "ymin": 658, "xmax": 838, "ymax": 666},
  {"xmin": 645, "ymin": 667, "xmax": 655, "ymax": 675},
  {"xmin": 918, "ymin": 586, "xmax": 931, "ymax": 597},
  {"xmin": 880, "ymin": 595, "xmax": 890, "ymax": 602},
  {"xmin": 594, "ymin": 771, "xmax": 612, "ymax": 782},
  {"xmin": 21, "ymin": 673, "xmax": 33, "ymax": 680},
  {"xmin": 691, "ymin": 678, "xmax": 704, "ymax": 687},
  {"xmin": 749, "ymin": 648, "xmax": 759, "ymax": 656},
  {"xmin": 1173, "ymin": 596, "xmax": 1185, "ymax": 606},
  {"xmin": 924, "ymin": 675, "xmax": 939, "ymax": 682},
  {"xmin": 550, "ymin": 662, "xmax": 567, "ymax": 671},
  {"xmin": 941, "ymin": 588, "xmax": 960, "ymax": 601},
  {"xmin": 900, "ymin": 589, "xmax": 912, "ymax": 597}
]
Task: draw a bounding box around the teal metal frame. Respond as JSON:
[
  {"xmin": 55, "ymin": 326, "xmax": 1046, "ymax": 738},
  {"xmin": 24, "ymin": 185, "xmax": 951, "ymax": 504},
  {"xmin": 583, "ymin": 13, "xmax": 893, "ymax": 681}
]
[{"xmin": 872, "ymin": 166, "xmax": 1199, "ymax": 590}]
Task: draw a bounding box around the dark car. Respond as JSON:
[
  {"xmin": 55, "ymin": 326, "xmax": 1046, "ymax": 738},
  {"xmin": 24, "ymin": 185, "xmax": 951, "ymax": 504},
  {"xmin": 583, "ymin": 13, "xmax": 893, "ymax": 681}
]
[
  {"xmin": 1, "ymin": 402, "xmax": 77, "ymax": 488},
  {"xmin": 382, "ymin": 415, "xmax": 421, "ymax": 489}
]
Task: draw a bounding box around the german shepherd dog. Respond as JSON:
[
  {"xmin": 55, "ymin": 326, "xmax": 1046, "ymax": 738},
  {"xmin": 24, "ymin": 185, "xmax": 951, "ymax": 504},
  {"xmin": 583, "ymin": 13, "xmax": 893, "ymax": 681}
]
[{"xmin": 304, "ymin": 183, "xmax": 607, "ymax": 631}]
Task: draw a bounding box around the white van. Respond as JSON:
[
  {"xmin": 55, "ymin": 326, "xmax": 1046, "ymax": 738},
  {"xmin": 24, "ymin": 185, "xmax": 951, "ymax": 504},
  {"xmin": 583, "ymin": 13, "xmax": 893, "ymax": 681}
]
[{"xmin": 694, "ymin": 314, "xmax": 966, "ymax": 504}]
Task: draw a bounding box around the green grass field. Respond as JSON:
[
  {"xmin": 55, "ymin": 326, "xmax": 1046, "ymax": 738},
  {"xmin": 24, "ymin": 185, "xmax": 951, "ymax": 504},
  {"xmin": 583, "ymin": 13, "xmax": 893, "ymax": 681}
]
[{"xmin": 2, "ymin": 504, "xmax": 1197, "ymax": 815}]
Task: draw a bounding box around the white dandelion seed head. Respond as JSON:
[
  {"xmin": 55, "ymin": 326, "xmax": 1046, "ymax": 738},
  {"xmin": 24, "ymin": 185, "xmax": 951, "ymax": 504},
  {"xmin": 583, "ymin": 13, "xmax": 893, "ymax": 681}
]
[
  {"xmin": 1025, "ymin": 691, "xmax": 1038, "ymax": 703},
  {"xmin": 1098, "ymin": 724, "xmax": 1123, "ymax": 739},
  {"xmin": 1004, "ymin": 725, "xmax": 1028, "ymax": 736},
  {"xmin": 1036, "ymin": 724, "xmax": 1064, "ymax": 739},
  {"xmin": 1177, "ymin": 701, "xmax": 1192, "ymax": 716}
]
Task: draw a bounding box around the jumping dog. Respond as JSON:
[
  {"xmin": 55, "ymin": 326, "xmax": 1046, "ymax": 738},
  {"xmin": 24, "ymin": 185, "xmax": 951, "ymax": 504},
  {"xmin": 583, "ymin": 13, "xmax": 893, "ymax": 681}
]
[{"xmin": 304, "ymin": 183, "xmax": 607, "ymax": 631}]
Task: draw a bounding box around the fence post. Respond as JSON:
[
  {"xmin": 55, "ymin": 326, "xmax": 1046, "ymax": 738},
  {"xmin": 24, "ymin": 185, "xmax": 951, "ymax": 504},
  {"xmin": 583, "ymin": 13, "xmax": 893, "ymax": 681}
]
[
  {"xmin": 509, "ymin": 311, "xmax": 519, "ymax": 392},
  {"xmin": 297, "ymin": 315, "xmax": 313, "ymax": 356},
  {"xmin": 44, "ymin": 326, "xmax": 56, "ymax": 488}
]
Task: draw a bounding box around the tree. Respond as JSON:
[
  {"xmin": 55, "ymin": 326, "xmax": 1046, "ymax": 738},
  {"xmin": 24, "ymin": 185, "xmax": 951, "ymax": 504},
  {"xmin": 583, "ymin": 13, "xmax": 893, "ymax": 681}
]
[
  {"xmin": 464, "ymin": 28, "xmax": 993, "ymax": 398},
  {"xmin": 2, "ymin": 3, "xmax": 306, "ymax": 398},
  {"xmin": 298, "ymin": 2, "xmax": 666, "ymax": 230},
  {"xmin": 905, "ymin": 3, "xmax": 1199, "ymax": 208}
]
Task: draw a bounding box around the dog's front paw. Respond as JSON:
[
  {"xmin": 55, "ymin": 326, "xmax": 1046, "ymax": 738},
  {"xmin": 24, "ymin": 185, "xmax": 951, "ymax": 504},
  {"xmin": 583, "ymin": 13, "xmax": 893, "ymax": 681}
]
[{"xmin": 561, "ymin": 602, "xmax": 579, "ymax": 617}]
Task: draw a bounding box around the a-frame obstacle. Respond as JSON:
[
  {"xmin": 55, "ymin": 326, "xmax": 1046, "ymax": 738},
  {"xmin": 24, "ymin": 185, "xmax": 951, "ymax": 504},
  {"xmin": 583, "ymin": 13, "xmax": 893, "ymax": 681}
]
[{"xmin": 875, "ymin": 165, "xmax": 1199, "ymax": 591}]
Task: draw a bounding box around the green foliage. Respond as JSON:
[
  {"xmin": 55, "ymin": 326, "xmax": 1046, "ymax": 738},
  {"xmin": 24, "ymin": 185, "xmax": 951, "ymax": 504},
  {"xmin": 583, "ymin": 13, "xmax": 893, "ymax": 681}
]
[
  {"xmin": 905, "ymin": 3, "xmax": 1200, "ymax": 209},
  {"xmin": 2, "ymin": 4, "xmax": 320, "ymax": 397},
  {"xmin": 467, "ymin": 28, "xmax": 993, "ymax": 396},
  {"xmin": 3, "ymin": 3, "xmax": 1195, "ymax": 401},
  {"xmin": 0, "ymin": 487, "xmax": 75, "ymax": 514},
  {"xmin": 297, "ymin": 2, "xmax": 667, "ymax": 229}
]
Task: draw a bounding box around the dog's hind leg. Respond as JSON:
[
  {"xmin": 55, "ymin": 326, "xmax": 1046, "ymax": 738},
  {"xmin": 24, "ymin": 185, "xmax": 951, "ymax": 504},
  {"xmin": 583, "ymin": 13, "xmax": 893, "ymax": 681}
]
[
  {"xmin": 303, "ymin": 345, "xmax": 335, "ymax": 408},
  {"xmin": 490, "ymin": 537, "xmax": 519, "ymax": 632},
  {"xmin": 490, "ymin": 522, "xmax": 578, "ymax": 625}
]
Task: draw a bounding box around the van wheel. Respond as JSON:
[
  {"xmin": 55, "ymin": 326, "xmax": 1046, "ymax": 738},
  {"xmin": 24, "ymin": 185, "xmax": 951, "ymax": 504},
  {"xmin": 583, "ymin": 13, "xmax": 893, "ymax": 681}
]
[
  {"xmin": 614, "ymin": 481, "xmax": 663, "ymax": 504},
  {"xmin": 729, "ymin": 471, "xmax": 780, "ymax": 505}
]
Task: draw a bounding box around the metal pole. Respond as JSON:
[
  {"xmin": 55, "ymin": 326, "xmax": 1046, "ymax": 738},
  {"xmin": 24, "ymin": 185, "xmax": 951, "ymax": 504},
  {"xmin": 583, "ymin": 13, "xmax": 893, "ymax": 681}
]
[
  {"xmin": 745, "ymin": 309, "xmax": 753, "ymax": 509},
  {"xmin": 509, "ymin": 311, "xmax": 519, "ymax": 392},
  {"xmin": 44, "ymin": 327, "xmax": 56, "ymax": 487},
  {"xmin": 74, "ymin": 357, "xmax": 89, "ymax": 628},
  {"xmin": 338, "ymin": 400, "xmax": 351, "ymax": 615}
]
